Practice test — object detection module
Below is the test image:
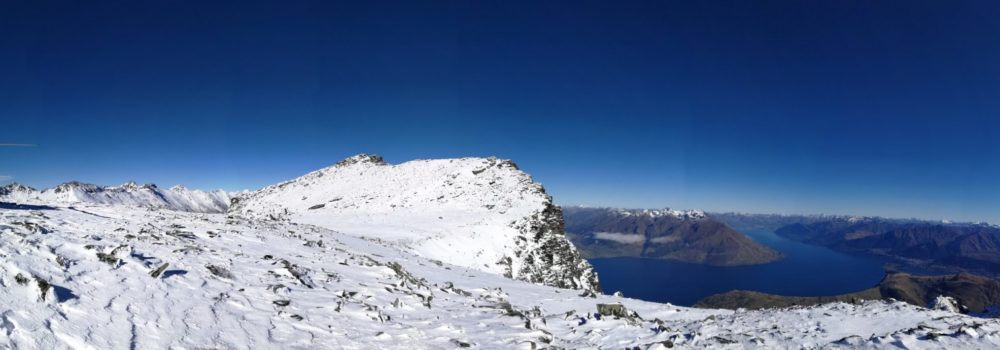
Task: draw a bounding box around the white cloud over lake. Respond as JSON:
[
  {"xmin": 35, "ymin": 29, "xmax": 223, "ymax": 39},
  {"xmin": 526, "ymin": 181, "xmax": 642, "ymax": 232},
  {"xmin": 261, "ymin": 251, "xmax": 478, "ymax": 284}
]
[{"xmin": 593, "ymin": 232, "xmax": 644, "ymax": 244}]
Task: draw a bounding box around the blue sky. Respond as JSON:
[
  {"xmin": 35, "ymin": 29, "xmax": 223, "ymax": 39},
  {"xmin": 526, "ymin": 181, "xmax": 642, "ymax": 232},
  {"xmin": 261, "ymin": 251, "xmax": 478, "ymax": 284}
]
[{"xmin": 2, "ymin": 1, "xmax": 999, "ymax": 222}]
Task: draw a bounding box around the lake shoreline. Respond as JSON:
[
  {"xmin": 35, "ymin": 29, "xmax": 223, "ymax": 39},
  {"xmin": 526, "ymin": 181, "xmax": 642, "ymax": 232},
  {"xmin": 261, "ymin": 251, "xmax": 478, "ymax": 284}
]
[{"xmin": 590, "ymin": 229, "xmax": 890, "ymax": 306}]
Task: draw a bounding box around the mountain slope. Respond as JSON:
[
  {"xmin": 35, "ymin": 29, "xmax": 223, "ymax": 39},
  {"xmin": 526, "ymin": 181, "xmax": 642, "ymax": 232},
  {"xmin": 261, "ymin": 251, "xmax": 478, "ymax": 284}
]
[
  {"xmin": 1, "ymin": 181, "xmax": 231, "ymax": 213},
  {"xmin": 564, "ymin": 207, "xmax": 783, "ymax": 266},
  {"xmin": 4, "ymin": 156, "xmax": 1000, "ymax": 348},
  {"xmin": 229, "ymin": 154, "xmax": 600, "ymax": 292},
  {"xmin": 4, "ymin": 200, "xmax": 1000, "ymax": 348}
]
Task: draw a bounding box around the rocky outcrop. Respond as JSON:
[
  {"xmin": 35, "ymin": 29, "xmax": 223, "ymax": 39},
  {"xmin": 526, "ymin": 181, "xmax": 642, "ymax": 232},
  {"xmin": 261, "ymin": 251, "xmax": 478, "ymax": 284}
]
[
  {"xmin": 334, "ymin": 153, "xmax": 387, "ymax": 167},
  {"xmin": 507, "ymin": 203, "xmax": 601, "ymax": 291}
]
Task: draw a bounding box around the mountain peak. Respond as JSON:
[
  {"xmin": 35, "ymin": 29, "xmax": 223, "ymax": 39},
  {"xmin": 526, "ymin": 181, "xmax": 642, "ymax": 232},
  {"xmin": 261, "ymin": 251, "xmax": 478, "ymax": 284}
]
[
  {"xmin": 0, "ymin": 182, "xmax": 36, "ymax": 195},
  {"xmin": 54, "ymin": 181, "xmax": 100, "ymax": 193},
  {"xmin": 1, "ymin": 182, "xmax": 33, "ymax": 190},
  {"xmin": 334, "ymin": 153, "xmax": 387, "ymax": 168},
  {"xmin": 116, "ymin": 181, "xmax": 141, "ymax": 191},
  {"xmin": 230, "ymin": 156, "xmax": 600, "ymax": 292}
]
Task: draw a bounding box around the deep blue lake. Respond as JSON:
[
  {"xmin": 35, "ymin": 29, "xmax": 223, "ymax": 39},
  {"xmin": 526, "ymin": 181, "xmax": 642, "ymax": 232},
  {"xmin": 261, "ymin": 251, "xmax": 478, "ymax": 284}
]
[{"xmin": 589, "ymin": 230, "xmax": 889, "ymax": 306}]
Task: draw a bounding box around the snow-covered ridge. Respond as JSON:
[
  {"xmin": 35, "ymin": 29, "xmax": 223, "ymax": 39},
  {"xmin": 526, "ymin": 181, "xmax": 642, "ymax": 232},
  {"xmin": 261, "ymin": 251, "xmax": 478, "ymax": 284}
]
[
  {"xmin": 562, "ymin": 206, "xmax": 707, "ymax": 220},
  {"xmin": 0, "ymin": 181, "xmax": 231, "ymax": 213},
  {"xmin": 610, "ymin": 207, "xmax": 707, "ymax": 220},
  {"xmin": 229, "ymin": 154, "xmax": 600, "ymax": 292}
]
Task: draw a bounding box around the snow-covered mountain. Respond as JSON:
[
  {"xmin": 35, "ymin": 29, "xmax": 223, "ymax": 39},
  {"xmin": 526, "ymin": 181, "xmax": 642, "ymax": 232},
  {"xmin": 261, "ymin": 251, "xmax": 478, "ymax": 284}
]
[
  {"xmin": 0, "ymin": 183, "xmax": 38, "ymax": 200},
  {"xmin": 229, "ymin": 154, "xmax": 600, "ymax": 292},
  {"xmin": 3, "ymin": 154, "xmax": 1000, "ymax": 348},
  {"xmin": 0, "ymin": 181, "xmax": 232, "ymax": 213}
]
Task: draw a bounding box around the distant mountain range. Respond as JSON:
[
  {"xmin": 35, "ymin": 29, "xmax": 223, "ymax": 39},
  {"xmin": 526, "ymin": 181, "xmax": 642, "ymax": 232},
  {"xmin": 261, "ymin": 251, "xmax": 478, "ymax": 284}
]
[
  {"xmin": 0, "ymin": 181, "xmax": 232, "ymax": 213},
  {"xmin": 709, "ymin": 212, "xmax": 941, "ymax": 232},
  {"xmin": 563, "ymin": 207, "xmax": 783, "ymax": 266},
  {"xmin": 710, "ymin": 212, "xmax": 1000, "ymax": 276},
  {"xmin": 774, "ymin": 217, "xmax": 1000, "ymax": 276}
]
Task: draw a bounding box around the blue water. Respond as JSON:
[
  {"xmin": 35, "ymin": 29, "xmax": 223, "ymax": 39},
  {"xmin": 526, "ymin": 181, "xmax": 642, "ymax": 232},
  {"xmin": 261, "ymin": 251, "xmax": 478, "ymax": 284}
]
[{"xmin": 589, "ymin": 230, "xmax": 889, "ymax": 306}]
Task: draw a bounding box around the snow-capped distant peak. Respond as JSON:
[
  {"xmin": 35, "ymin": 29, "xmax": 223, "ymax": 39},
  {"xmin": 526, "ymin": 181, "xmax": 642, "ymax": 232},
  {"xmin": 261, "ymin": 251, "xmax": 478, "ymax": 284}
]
[
  {"xmin": 115, "ymin": 181, "xmax": 141, "ymax": 191},
  {"xmin": 847, "ymin": 215, "xmax": 872, "ymax": 224},
  {"xmin": 0, "ymin": 183, "xmax": 37, "ymax": 202},
  {"xmin": 0, "ymin": 180, "xmax": 232, "ymax": 213},
  {"xmin": 53, "ymin": 181, "xmax": 100, "ymax": 193},
  {"xmin": 614, "ymin": 208, "xmax": 707, "ymax": 220},
  {"xmin": 0, "ymin": 182, "xmax": 35, "ymax": 193}
]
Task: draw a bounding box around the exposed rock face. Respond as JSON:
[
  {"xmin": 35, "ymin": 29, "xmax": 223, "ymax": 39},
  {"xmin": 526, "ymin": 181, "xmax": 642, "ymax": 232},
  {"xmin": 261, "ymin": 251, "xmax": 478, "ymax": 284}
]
[
  {"xmin": 508, "ymin": 203, "xmax": 601, "ymax": 291},
  {"xmin": 564, "ymin": 207, "xmax": 782, "ymax": 266},
  {"xmin": 229, "ymin": 154, "xmax": 600, "ymax": 292},
  {"xmin": 334, "ymin": 153, "xmax": 387, "ymax": 167}
]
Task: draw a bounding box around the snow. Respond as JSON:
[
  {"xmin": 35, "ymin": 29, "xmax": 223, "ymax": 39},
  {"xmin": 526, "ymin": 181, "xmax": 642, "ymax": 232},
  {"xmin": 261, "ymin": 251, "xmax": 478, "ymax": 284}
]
[
  {"xmin": 3, "ymin": 155, "xmax": 1000, "ymax": 348},
  {"xmin": 1, "ymin": 181, "xmax": 231, "ymax": 213},
  {"xmin": 3, "ymin": 204, "xmax": 1000, "ymax": 349},
  {"xmin": 612, "ymin": 207, "xmax": 707, "ymax": 220},
  {"xmin": 230, "ymin": 155, "xmax": 598, "ymax": 291}
]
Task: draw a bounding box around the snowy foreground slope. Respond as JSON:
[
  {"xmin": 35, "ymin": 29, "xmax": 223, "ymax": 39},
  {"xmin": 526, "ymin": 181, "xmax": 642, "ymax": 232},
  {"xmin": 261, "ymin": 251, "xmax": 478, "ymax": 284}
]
[
  {"xmin": 0, "ymin": 181, "xmax": 231, "ymax": 213},
  {"xmin": 3, "ymin": 155, "xmax": 1000, "ymax": 349},
  {"xmin": 230, "ymin": 154, "xmax": 599, "ymax": 292},
  {"xmin": 4, "ymin": 205, "xmax": 1000, "ymax": 349}
]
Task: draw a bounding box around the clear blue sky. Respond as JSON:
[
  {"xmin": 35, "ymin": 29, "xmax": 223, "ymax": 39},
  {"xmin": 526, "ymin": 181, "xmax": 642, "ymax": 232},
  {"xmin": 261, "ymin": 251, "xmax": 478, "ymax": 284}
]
[{"xmin": 2, "ymin": 1, "xmax": 999, "ymax": 222}]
